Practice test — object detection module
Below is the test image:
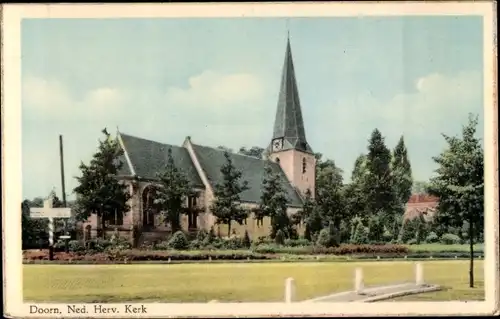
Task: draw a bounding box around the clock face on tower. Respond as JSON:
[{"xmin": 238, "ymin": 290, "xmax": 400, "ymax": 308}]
[{"xmin": 272, "ymin": 138, "xmax": 283, "ymax": 152}]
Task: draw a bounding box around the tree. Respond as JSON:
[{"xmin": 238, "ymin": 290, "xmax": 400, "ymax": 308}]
[
  {"xmin": 153, "ymin": 148, "xmax": 194, "ymax": 232},
  {"xmin": 315, "ymin": 159, "xmax": 346, "ymax": 230},
  {"xmin": 238, "ymin": 146, "xmax": 265, "ymax": 159},
  {"xmin": 392, "ymin": 136, "xmax": 413, "ymax": 212},
  {"xmin": 73, "ymin": 129, "xmax": 131, "ymax": 238},
  {"xmin": 210, "ymin": 151, "xmax": 249, "ymax": 237},
  {"xmin": 364, "ymin": 129, "xmax": 398, "ymax": 222},
  {"xmin": 344, "ymin": 155, "xmax": 369, "ymax": 220},
  {"xmin": 427, "ymin": 114, "xmax": 484, "ymax": 288},
  {"xmin": 292, "ymin": 189, "xmax": 323, "ymax": 238},
  {"xmin": 255, "ymin": 164, "xmax": 293, "ymax": 238}
]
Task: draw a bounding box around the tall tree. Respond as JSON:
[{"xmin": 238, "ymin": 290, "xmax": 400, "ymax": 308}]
[
  {"xmin": 345, "ymin": 154, "xmax": 369, "ymax": 219},
  {"xmin": 427, "ymin": 114, "xmax": 484, "ymax": 288},
  {"xmin": 153, "ymin": 148, "xmax": 193, "ymax": 232},
  {"xmin": 238, "ymin": 146, "xmax": 265, "ymax": 159},
  {"xmin": 292, "ymin": 188, "xmax": 322, "ymax": 239},
  {"xmin": 364, "ymin": 129, "xmax": 397, "ymax": 220},
  {"xmin": 392, "ymin": 136, "xmax": 413, "ymax": 208},
  {"xmin": 255, "ymin": 164, "xmax": 293, "ymax": 238},
  {"xmin": 73, "ymin": 129, "xmax": 131, "ymax": 238},
  {"xmin": 210, "ymin": 151, "xmax": 249, "ymax": 236},
  {"xmin": 315, "ymin": 159, "xmax": 346, "ymax": 230}
]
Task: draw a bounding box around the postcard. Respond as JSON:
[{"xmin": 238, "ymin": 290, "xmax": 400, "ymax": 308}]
[{"xmin": 2, "ymin": 2, "xmax": 498, "ymax": 318}]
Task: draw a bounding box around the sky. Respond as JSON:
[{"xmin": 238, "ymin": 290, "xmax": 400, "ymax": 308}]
[{"xmin": 21, "ymin": 16, "xmax": 484, "ymax": 200}]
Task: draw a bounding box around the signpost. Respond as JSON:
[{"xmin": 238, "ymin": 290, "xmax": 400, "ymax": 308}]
[{"xmin": 30, "ymin": 196, "xmax": 72, "ymax": 260}]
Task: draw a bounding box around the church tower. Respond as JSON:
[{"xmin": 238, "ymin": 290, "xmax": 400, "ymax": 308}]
[{"xmin": 268, "ymin": 35, "xmax": 316, "ymax": 198}]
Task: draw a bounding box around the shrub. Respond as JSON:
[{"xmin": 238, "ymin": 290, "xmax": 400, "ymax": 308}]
[
  {"xmin": 275, "ymin": 230, "xmax": 285, "ymax": 245},
  {"xmin": 425, "ymin": 232, "xmax": 439, "ymax": 243},
  {"xmin": 68, "ymin": 240, "xmax": 85, "ymax": 253},
  {"xmin": 155, "ymin": 240, "xmax": 170, "ymax": 250},
  {"xmin": 189, "ymin": 239, "xmax": 202, "ymax": 250},
  {"xmin": 351, "ymin": 225, "xmax": 369, "ymax": 245},
  {"xmin": 242, "ymin": 230, "xmax": 251, "ymax": 248},
  {"xmin": 284, "ymin": 238, "xmax": 310, "ymax": 247},
  {"xmin": 316, "ymin": 229, "xmax": 332, "ymax": 247},
  {"xmin": 168, "ymin": 231, "xmax": 189, "ymax": 250},
  {"xmin": 440, "ymin": 233, "xmax": 461, "ymax": 245},
  {"xmin": 196, "ymin": 230, "xmax": 208, "ymax": 242},
  {"xmin": 221, "ymin": 237, "xmax": 243, "ymax": 250}
]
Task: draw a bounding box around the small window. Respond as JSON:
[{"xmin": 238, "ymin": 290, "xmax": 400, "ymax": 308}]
[
  {"xmin": 302, "ymin": 158, "xmax": 307, "ymax": 174},
  {"xmin": 276, "ymin": 157, "xmax": 280, "ymax": 164}
]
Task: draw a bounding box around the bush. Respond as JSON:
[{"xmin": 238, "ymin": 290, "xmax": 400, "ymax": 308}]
[
  {"xmin": 196, "ymin": 230, "xmax": 208, "ymax": 242},
  {"xmin": 316, "ymin": 229, "xmax": 332, "ymax": 247},
  {"xmin": 425, "ymin": 232, "xmax": 439, "ymax": 243},
  {"xmin": 275, "ymin": 230, "xmax": 285, "ymax": 245},
  {"xmin": 168, "ymin": 231, "xmax": 189, "ymax": 250},
  {"xmin": 221, "ymin": 237, "xmax": 244, "ymax": 250},
  {"xmin": 284, "ymin": 238, "xmax": 310, "ymax": 247},
  {"xmin": 351, "ymin": 226, "xmax": 369, "ymax": 245},
  {"xmin": 440, "ymin": 233, "xmax": 461, "ymax": 245},
  {"xmin": 68, "ymin": 240, "xmax": 85, "ymax": 253}
]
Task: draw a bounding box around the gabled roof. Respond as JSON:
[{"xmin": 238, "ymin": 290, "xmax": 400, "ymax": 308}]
[
  {"xmin": 117, "ymin": 133, "xmax": 204, "ymax": 188},
  {"xmin": 191, "ymin": 143, "xmax": 304, "ymax": 207},
  {"xmin": 271, "ymin": 36, "xmax": 313, "ymax": 154}
]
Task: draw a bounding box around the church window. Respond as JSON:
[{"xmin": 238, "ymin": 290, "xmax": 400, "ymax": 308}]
[
  {"xmin": 108, "ymin": 209, "xmax": 123, "ymax": 226},
  {"xmin": 302, "ymin": 158, "xmax": 307, "ymax": 174}
]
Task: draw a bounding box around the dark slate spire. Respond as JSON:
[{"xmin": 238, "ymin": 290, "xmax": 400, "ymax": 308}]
[{"xmin": 272, "ymin": 35, "xmax": 313, "ymax": 154}]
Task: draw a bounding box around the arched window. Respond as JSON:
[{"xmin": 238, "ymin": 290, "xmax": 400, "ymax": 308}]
[
  {"xmin": 302, "ymin": 158, "xmax": 307, "ymax": 174},
  {"xmin": 276, "ymin": 157, "xmax": 280, "ymax": 164}
]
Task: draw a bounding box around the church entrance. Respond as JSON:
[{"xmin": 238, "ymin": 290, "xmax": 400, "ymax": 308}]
[{"xmin": 142, "ymin": 186, "xmax": 157, "ymax": 230}]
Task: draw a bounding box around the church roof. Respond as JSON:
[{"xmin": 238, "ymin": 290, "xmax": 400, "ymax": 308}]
[
  {"xmin": 190, "ymin": 143, "xmax": 304, "ymax": 207},
  {"xmin": 271, "ymin": 36, "xmax": 313, "ymax": 154},
  {"xmin": 116, "ymin": 133, "xmax": 303, "ymax": 207},
  {"xmin": 117, "ymin": 133, "xmax": 205, "ymax": 188}
]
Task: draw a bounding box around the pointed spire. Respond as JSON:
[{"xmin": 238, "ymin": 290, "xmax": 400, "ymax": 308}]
[{"xmin": 271, "ymin": 35, "xmax": 313, "ymax": 153}]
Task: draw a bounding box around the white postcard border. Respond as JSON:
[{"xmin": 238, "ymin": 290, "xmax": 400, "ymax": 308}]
[{"xmin": 2, "ymin": 2, "xmax": 498, "ymax": 317}]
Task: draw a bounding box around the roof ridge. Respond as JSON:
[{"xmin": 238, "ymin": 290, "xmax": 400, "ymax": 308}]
[
  {"xmin": 191, "ymin": 143, "xmax": 272, "ymax": 162},
  {"xmin": 119, "ymin": 132, "xmax": 181, "ymax": 149}
]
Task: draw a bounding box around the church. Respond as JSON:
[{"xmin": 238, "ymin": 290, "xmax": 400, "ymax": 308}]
[{"xmin": 82, "ymin": 37, "xmax": 317, "ymax": 244}]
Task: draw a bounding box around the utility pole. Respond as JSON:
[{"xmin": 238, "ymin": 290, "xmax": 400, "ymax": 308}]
[{"xmin": 59, "ymin": 135, "xmax": 69, "ymax": 253}]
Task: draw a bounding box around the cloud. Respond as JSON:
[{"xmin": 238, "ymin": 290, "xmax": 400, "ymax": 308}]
[
  {"xmin": 22, "ymin": 75, "xmax": 125, "ymax": 120},
  {"xmin": 166, "ymin": 70, "xmax": 265, "ymax": 107},
  {"xmin": 315, "ymin": 70, "xmax": 483, "ymax": 182}
]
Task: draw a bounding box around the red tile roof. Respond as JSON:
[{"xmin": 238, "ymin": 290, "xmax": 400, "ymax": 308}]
[{"xmin": 404, "ymin": 194, "xmax": 439, "ymax": 222}]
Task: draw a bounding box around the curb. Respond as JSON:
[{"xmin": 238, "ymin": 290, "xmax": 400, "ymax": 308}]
[{"xmin": 361, "ymin": 284, "xmax": 442, "ymax": 302}]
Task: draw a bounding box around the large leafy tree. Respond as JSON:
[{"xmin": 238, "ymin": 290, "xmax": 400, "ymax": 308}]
[
  {"xmin": 427, "ymin": 114, "xmax": 484, "ymax": 288},
  {"xmin": 344, "ymin": 154, "xmax": 369, "ymax": 219},
  {"xmin": 363, "ymin": 129, "xmax": 398, "ymax": 220},
  {"xmin": 292, "ymin": 188, "xmax": 322, "ymax": 240},
  {"xmin": 153, "ymin": 148, "xmax": 194, "ymax": 232},
  {"xmin": 255, "ymin": 164, "xmax": 293, "ymax": 238},
  {"xmin": 210, "ymin": 151, "xmax": 249, "ymax": 236},
  {"xmin": 315, "ymin": 159, "xmax": 346, "ymax": 230},
  {"xmin": 73, "ymin": 129, "xmax": 131, "ymax": 238},
  {"xmin": 391, "ymin": 136, "xmax": 413, "ymax": 210}
]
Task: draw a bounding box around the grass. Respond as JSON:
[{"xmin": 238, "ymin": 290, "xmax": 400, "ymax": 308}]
[
  {"xmin": 407, "ymin": 243, "xmax": 484, "ymax": 253},
  {"xmin": 23, "ymin": 260, "xmax": 484, "ymax": 303}
]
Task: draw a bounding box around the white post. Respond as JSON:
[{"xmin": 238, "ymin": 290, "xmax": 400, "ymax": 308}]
[
  {"xmin": 284, "ymin": 277, "xmax": 295, "ymax": 303},
  {"xmin": 354, "ymin": 267, "xmax": 364, "ymax": 294},
  {"xmin": 415, "ymin": 262, "xmax": 424, "ymax": 285},
  {"xmin": 48, "ymin": 217, "xmax": 54, "ymax": 246}
]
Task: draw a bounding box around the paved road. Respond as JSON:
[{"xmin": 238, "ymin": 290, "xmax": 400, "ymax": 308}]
[{"xmin": 303, "ymin": 282, "xmax": 440, "ymax": 302}]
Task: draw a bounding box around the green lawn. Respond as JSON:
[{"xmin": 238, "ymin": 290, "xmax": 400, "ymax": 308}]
[
  {"xmin": 407, "ymin": 243, "xmax": 484, "ymax": 252},
  {"xmin": 23, "ymin": 260, "xmax": 484, "ymax": 303}
]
